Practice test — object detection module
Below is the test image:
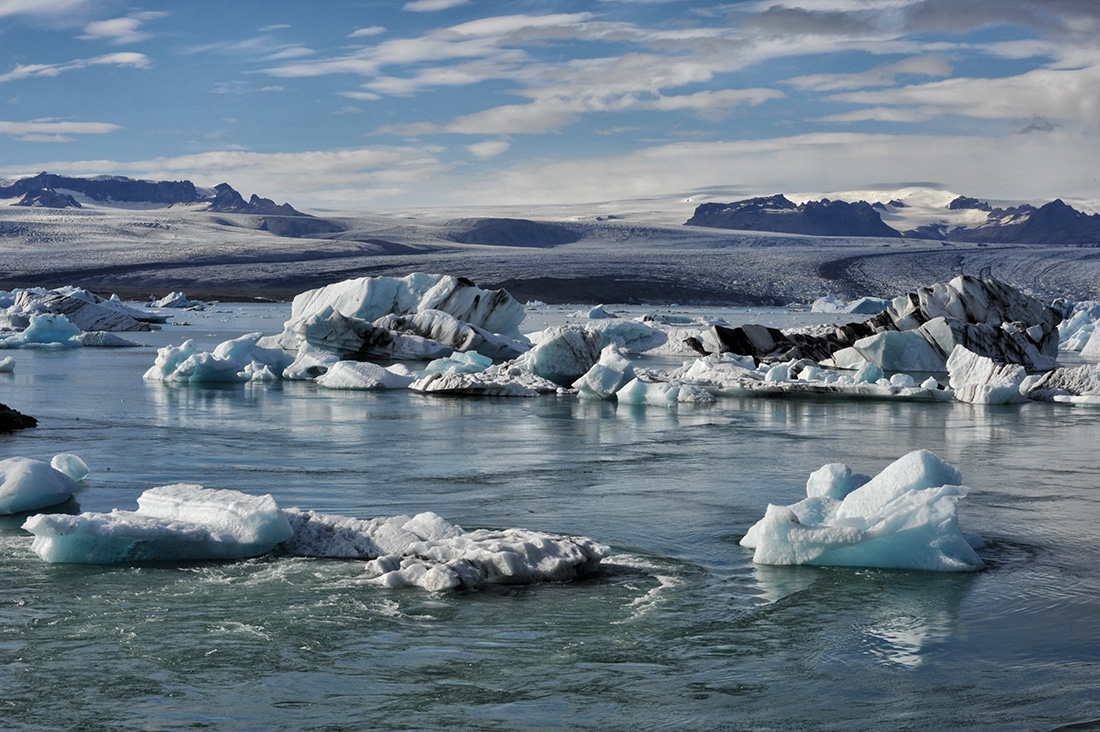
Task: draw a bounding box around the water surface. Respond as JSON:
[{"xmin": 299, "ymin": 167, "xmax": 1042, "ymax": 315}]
[{"xmin": 1, "ymin": 304, "xmax": 1098, "ymax": 730}]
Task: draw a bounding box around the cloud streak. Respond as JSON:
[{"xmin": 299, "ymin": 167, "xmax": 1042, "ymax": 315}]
[
  {"xmin": 0, "ymin": 119, "xmax": 122, "ymax": 142},
  {"xmin": 0, "ymin": 52, "xmax": 150, "ymax": 84}
]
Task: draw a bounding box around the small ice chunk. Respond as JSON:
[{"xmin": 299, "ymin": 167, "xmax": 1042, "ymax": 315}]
[
  {"xmin": 0, "ymin": 356, "xmax": 13, "ymax": 372},
  {"xmin": 0, "ymin": 457, "xmax": 82, "ymax": 515},
  {"xmin": 315, "ymin": 361, "xmax": 416, "ymax": 390},
  {"xmin": 572, "ymin": 345, "xmax": 635, "ymax": 400},
  {"xmin": 50, "ymin": 453, "xmax": 90, "ymax": 483},
  {"xmin": 805, "ymin": 463, "xmax": 870, "ymax": 500}
]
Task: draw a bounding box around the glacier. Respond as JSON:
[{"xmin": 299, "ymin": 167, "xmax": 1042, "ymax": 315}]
[{"xmin": 741, "ymin": 450, "xmax": 985, "ymax": 572}]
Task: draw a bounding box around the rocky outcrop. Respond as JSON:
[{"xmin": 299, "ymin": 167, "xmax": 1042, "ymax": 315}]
[
  {"xmin": 1, "ymin": 172, "xmax": 200, "ymax": 205},
  {"xmin": 685, "ymin": 191, "xmax": 1100, "ymax": 245},
  {"xmin": 0, "ymin": 404, "xmax": 36, "ymax": 433},
  {"xmin": 14, "ymin": 188, "xmax": 81, "ymax": 209},
  {"xmin": 208, "ymin": 183, "xmax": 303, "ymax": 216},
  {"xmin": 685, "ymin": 195, "xmax": 902, "ymax": 238},
  {"xmin": 3, "ymin": 172, "xmax": 344, "ymax": 238}
]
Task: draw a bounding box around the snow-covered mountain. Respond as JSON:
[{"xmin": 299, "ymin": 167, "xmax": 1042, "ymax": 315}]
[
  {"xmin": 686, "ymin": 188, "xmax": 1100, "ymax": 245},
  {"xmin": 0, "ymin": 172, "xmax": 343, "ymax": 238}
]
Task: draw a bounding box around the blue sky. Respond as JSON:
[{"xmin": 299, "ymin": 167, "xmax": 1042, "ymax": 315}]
[{"xmin": 1, "ymin": 0, "xmax": 1098, "ymax": 209}]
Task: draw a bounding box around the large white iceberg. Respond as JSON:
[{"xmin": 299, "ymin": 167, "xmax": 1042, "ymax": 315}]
[
  {"xmin": 22, "ymin": 484, "xmax": 610, "ymax": 590},
  {"xmin": 271, "ymin": 274, "xmax": 529, "ymax": 361},
  {"xmin": 0, "ymin": 456, "xmax": 85, "ymax": 515},
  {"xmin": 24, "ymin": 484, "xmax": 294, "ymax": 563},
  {"xmin": 741, "ymin": 450, "xmax": 985, "ymax": 572},
  {"xmin": 3, "ymin": 286, "xmax": 162, "ymax": 332}
]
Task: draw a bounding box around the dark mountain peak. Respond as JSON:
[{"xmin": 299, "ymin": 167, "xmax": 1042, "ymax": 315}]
[
  {"xmin": 1, "ymin": 172, "xmax": 200, "ymax": 205},
  {"xmin": 949, "ymin": 196, "xmax": 992, "ymax": 212},
  {"xmin": 15, "ymin": 188, "xmax": 82, "ymax": 209},
  {"xmin": 686, "ymin": 195, "xmax": 900, "ymax": 238},
  {"xmin": 207, "ymin": 182, "xmax": 306, "ymax": 216}
]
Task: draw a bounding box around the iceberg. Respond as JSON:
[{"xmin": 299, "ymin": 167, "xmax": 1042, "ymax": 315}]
[
  {"xmin": 149, "ymin": 291, "xmax": 206, "ymax": 310},
  {"xmin": 0, "ymin": 456, "xmax": 84, "ymax": 515},
  {"xmin": 0, "ymin": 313, "xmax": 81, "ymax": 348},
  {"xmin": 24, "ymin": 484, "xmax": 294, "ymax": 563},
  {"xmin": 411, "ymin": 365, "xmax": 563, "ymax": 397},
  {"xmin": 314, "ymin": 361, "xmax": 416, "ymax": 390},
  {"xmin": 741, "ymin": 450, "xmax": 985, "ymax": 572},
  {"xmin": 706, "ymin": 277, "xmax": 1059, "ymax": 373},
  {"xmin": 22, "ymin": 485, "xmax": 611, "ymax": 590},
  {"xmin": 572, "ymin": 345, "xmax": 636, "ymax": 400},
  {"xmin": 1021, "ymin": 362, "xmax": 1100, "ymax": 402},
  {"xmin": 144, "ymin": 332, "xmax": 296, "ymax": 383},
  {"xmin": 946, "ymin": 345, "xmax": 1028, "ymax": 404},
  {"xmin": 811, "ymin": 294, "xmax": 889, "ymax": 314},
  {"xmin": 4, "ymin": 286, "xmax": 162, "ymax": 332},
  {"xmin": 512, "ymin": 325, "xmax": 602, "ymax": 384},
  {"xmin": 271, "ymin": 274, "xmax": 529, "ymax": 361},
  {"xmin": 282, "ymin": 510, "xmax": 609, "ymax": 591},
  {"xmin": 668, "ymin": 355, "xmax": 948, "ymax": 401},
  {"xmin": 615, "ymin": 378, "xmax": 716, "ymax": 405}
]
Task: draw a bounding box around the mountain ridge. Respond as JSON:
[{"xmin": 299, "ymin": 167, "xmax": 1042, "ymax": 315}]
[{"xmin": 687, "ymin": 193, "xmax": 1100, "ymax": 245}]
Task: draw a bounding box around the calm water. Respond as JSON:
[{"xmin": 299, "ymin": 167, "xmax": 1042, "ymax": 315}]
[{"xmin": 1, "ymin": 304, "xmax": 1098, "ymax": 731}]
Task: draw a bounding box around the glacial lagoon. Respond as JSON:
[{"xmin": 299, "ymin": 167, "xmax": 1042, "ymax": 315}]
[{"xmin": 2, "ymin": 302, "xmax": 1099, "ymax": 730}]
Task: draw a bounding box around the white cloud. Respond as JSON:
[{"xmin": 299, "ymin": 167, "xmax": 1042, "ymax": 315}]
[
  {"xmin": 815, "ymin": 106, "xmax": 941, "ymax": 123},
  {"xmin": 831, "ymin": 65, "xmax": 1100, "ymax": 126},
  {"xmin": 404, "ymin": 0, "xmax": 469, "ymax": 12},
  {"xmin": 0, "ymin": 118, "xmax": 122, "ymax": 142},
  {"xmin": 466, "ymin": 140, "xmax": 510, "ymax": 159},
  {"xmin": 349, "ymin": 26, "xmax": 386, "ymax": 38},
  {"xmin": 13, "ymin": 146, "xmax": 455, "ymax": 207},
  {"xmin": 438, "ymin": 129, "xmax": 1100, "ymax": 206},
  {"xmin": 79, "ymin": 12, "xmax": 166, "ymax": 45},
  {"xmin": 0, "ymin": 0, "xmax": 88, "ymax": 19},
  {"xmin": 0, "ymin": 52, "xmax": 150, "ymax": 83},
  {"xmin": 786, "ymin": 56, "xmax": 952, "ymax": 91}
]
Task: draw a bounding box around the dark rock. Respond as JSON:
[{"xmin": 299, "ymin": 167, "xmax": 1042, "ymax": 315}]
[
  {"xmin": 685, "ymin": 195, "xmax": 901, "ymax": 238},
  {"xmin": 0, "ymin": 403, "xmax": 37, "ymax": 433},
  {"xmin": 14, "ymin": 188, "xmax": 81, "ymax": 209},
  {"xmin": 948, "ymin": 196, "xmax": 991, "ymax": 211},
  {"xmin": 0, "ymin": 172, "xmax": 200, "ymax": 205}
]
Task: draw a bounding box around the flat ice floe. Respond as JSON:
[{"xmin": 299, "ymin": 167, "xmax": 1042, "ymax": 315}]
[
  {"xmin": 741, "ymin": 450, "xmax": 985, "ymax": 572},
  {"xmin": 21, "ymin": 483, "xmax": 610, "ymax": 591}
]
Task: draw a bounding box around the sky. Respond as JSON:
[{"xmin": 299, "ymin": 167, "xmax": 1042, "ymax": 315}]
[{"xmin": 1, "ymin": 0, "xmax": 1098, "ymax": 210}]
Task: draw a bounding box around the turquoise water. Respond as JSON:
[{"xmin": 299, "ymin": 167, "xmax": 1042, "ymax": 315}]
[{"xmin": 1, "ymin": 304, "xmax": 1098, "ymax": 730}]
